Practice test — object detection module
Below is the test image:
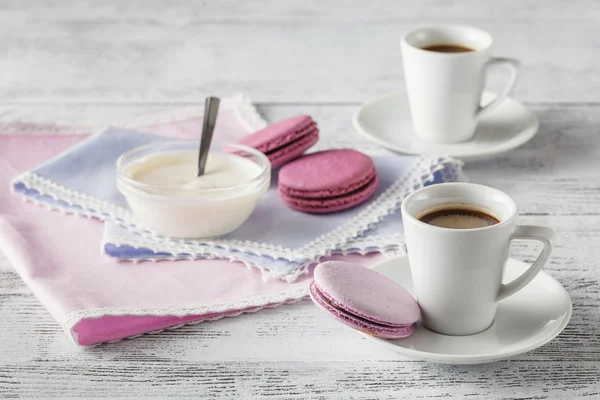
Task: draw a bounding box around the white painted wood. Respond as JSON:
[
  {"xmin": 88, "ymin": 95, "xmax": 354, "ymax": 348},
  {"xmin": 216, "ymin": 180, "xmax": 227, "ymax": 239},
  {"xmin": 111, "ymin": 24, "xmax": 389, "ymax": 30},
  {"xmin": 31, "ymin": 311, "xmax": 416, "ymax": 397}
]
[
  {"xmin": 1, "ymin": 1, "xmax": 599, "ymax": 397},
  {"xmin": 0, "ymin": 0, "xmax": 598, "ymax": 103},
  {"xmin": 0, "ymin": 215, "xmax": 599, "ymax": 397},
  {"xmin": 3, "ymin": 0, "xmax": 600, "ymax": 21},
  {"xmin": 4, "ymin": 103, "xmax": 598, "ymax": 215},
  {"xmin": 2, "ymin": 104, "xmax": 600, "ymax": 398}
]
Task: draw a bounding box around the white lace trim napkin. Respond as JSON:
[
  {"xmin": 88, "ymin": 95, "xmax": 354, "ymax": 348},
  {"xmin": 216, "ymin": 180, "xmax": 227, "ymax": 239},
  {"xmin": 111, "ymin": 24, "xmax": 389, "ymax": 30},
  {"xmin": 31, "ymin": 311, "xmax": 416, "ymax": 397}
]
[{"xmin": 12, "ymin": 96, "xmax": 466, "ymax": 282}]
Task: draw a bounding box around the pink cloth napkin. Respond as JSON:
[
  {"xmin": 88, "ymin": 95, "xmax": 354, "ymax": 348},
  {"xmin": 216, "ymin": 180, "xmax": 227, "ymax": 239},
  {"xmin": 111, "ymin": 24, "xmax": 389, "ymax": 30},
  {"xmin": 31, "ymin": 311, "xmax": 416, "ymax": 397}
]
[{"xmin": 1, "ymin": 110, "xmax": 384, "ymax": 346}]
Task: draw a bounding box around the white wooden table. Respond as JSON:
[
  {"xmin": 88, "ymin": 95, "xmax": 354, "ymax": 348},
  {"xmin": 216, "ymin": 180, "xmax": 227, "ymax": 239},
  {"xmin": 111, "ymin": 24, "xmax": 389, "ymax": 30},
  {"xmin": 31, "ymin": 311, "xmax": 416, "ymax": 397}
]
[{"xmin": 1, "ymin": 1, "xmax": 599, "ymax": 398}]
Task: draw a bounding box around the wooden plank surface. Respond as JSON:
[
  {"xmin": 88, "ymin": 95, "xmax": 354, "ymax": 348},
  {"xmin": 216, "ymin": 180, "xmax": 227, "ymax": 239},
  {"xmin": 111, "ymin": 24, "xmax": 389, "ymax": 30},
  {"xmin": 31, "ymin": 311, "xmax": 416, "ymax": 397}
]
[
  {"xmin": 2, "ymin": 103, "xmax": 599, "ymax": 216},
  {"xmin": 0, "ymin": 0, "xmax": 598, "ymax": 103},
  {"xmin": 1, "ymin": 0, "xmax": 600, "ymax": 398},
  {"xmin": 1, "ymin": 104, "xmax": 600, "ymax": 398}
]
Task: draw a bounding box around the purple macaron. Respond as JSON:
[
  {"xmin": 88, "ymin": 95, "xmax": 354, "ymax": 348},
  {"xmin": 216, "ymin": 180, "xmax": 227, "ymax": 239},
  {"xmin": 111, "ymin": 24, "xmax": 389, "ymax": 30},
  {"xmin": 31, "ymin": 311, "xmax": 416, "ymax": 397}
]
[
  {"xmin": 238, "ymin": 115, "xmax": 319, "ymax": 168},
  {"xmin": 310, "ymin": 261, "xmax": 420, "ymax": 339},
  {"xmin": 278, "ymin": 149, "xmax": 379, "ymax": 213}
]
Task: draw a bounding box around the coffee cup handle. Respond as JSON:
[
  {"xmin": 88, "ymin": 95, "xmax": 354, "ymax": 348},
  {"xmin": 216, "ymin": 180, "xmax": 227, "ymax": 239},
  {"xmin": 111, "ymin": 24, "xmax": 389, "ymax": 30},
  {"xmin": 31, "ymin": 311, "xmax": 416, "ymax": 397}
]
[
  {"xmin": 497, "ymin": 225, "xmax": 555, "ymax": 301},
  {"xmin": 476, "ymin": 57, "xmax": 521, "ymax": 119}
]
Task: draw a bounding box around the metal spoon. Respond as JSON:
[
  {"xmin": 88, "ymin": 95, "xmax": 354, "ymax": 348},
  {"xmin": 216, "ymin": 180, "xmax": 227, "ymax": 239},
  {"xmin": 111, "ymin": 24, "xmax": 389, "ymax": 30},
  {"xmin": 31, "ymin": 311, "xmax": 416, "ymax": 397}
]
[{"xmin": 197, "ymin": 96, "xmax": 220, "ymax": 177}]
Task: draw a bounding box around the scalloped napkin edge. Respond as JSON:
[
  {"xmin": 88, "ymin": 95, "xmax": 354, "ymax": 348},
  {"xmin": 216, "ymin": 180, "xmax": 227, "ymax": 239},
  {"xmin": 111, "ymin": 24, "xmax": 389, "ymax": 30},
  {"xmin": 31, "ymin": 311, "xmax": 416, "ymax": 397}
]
[
  {"xmin": 10, "ymin": 97, "xmax": 467, "ymax": 282},
  {"xmin": 1, "ymin": 113, "xmax": 465, "ymax": 346},
  {"xmin": 13, "ymin": 153, "xmax": 465, "ymax": 282},
  {"xmin": 100, "ymin": 156, "xmax": 466, "ymax": 282}
]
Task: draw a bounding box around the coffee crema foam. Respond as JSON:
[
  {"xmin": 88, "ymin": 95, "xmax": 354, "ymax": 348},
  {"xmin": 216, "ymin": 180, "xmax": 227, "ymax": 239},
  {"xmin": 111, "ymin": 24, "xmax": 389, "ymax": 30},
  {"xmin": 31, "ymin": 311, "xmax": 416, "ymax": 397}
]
[
  {"xmin": 420, "ymin": 44, "xmax": 474, "ymax": 53},
  {"xmin": 418, "ymin": 207, "xmax": 499, "ymax": 229}
]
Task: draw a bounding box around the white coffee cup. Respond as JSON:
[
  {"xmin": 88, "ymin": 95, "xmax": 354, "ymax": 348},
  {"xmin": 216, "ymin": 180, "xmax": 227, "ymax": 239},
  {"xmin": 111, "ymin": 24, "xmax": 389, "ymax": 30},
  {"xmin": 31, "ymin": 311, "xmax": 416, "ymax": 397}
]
[
  {"xmin": 401, "ymin": 183, "xmax": 554, "ymax": 336},
  {"xmin": 401, "ymin": 25, "xmax": 520, "ymax": 143}
]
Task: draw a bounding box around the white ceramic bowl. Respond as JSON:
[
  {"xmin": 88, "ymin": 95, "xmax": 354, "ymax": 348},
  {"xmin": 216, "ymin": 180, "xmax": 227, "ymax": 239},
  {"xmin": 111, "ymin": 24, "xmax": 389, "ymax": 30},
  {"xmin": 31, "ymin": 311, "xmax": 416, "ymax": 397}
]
[{"xmin": 116, "ymin": 140, "xmax": 270, "ymax": 238}]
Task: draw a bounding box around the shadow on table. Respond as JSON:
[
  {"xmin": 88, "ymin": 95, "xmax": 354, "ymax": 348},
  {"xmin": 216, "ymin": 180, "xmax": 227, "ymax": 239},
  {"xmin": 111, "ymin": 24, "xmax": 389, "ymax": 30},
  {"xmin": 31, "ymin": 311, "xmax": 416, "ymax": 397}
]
[{"xmin": 467, "ymin": 106, "xmax": 599, "ymax": 172}]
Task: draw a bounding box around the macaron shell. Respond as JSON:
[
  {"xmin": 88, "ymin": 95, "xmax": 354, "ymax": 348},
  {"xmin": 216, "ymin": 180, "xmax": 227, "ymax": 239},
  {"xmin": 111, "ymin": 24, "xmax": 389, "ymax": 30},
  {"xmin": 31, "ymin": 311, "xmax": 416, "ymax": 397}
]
[
  {"xmin": 313, "ymin": 261, "xmax": 420, "ymax": 326},
  {"xmin": 278, "ymin": 149, "xmax": 376, "ymax": 197},
  {"xmin": 279, "ymin": 173, "xmax": 379, "ymax": 213},
  {"xmin": 238, "ymin": 115, "xmax": 316, "ymax": 154},
  {"xmin": 310, "ymin": 281, "xmax": 414, "ymax": 339},
  {"xmin": 268, "ymin": 129, "xmax": 319, "ymax": 169}
]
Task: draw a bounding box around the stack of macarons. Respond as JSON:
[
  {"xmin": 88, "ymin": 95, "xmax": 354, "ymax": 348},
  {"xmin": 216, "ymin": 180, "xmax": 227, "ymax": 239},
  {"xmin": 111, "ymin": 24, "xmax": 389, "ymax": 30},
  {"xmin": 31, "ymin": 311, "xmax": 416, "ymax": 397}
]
[
  {"xmin": 310, "ymin": 261, "xmax": 420, "ymax": 339},
  {"xmin": 240, "ymin": 115, "xmax": 380, "ymax": 214}
]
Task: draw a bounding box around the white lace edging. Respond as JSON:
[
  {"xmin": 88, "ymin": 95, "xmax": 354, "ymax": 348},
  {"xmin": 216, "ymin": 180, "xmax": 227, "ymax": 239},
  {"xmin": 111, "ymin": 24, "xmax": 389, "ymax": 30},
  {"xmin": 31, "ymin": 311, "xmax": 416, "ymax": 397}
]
[
  {"xmin": 99, "ymin": 157, "xmax": 462, "ymax": 266},
  {"xmin": 8, "ymin": 99, "xmax": 465, "ymax": 281},
  {"xmin": 10, "ymin": 93, "xmax": 268, "ymax": 230},
  {"xmin": 13, "ymin": 156, "xmax": 465, "ymax": 281},
  {"xmin": 100, "ymin": 233, "xmax": 406, "ymax": 283},
  {"xmin": 295, "ymin": 156, "xmax": 463, "ymax": 256},
  {"xmin": 341, "ymin": 234, "xmax": 406, "ymax": 254},
  {"xmin": 110, "ymin": 156, "xmax": 462, "ymax": 262},
  {"xmin": 5, "ymin": 106, "xmax": 462, "ymax": 345},
  {"xmin": 16, "ymin": 191, "xmax": 407, "ymax": 283},
  {"xmin": 12, "ymin": 171, "xmax": 134, "ymax": 221},
  {"xmin": 65, "ymin": 287, "xmax": 309, "ymax": 346},
  {"xmin": 100, "ymin": 237, "xmax": 309, "ymax": 283}
]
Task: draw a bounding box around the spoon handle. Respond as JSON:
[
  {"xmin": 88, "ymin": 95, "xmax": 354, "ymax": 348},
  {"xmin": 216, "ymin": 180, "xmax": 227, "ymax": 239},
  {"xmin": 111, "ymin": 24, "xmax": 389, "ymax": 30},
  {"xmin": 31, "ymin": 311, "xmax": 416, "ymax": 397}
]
[{"xmin": 197, "ymin": 97, "xmax": 220, "ymax": 177}]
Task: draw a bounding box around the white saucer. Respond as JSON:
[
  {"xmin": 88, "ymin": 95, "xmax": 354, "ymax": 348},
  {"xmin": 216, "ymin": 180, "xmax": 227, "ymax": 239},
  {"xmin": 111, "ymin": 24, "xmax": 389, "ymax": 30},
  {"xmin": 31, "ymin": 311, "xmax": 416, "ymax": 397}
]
[
  {"xmin": 360, "ymin": 256, "xmax": 572, "ymax": 364},
  {"xmin": 353, "ymin": 91, "xmax": 539, "ymax": 160}
]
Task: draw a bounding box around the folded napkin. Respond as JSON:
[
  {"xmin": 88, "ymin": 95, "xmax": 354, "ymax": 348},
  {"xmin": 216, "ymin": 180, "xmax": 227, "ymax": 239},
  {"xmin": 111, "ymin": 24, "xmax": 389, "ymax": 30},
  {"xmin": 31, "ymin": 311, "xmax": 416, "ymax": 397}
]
[
  {"xmin": 102, "ymin": 155, "xmax": 462, "ymax": 279},
  {"xmin": 11, "ymin": 96, "xmax": 465, "ymax": 281},
  {"xmin": 1, "ymin": 129, "xmax": 383, "ymax": 346},
  {"xmin": 12, "ymin": 124, "xmax": 463, "ymax": 281},
  {"xmin": 3, "ymin": 95, "xmax": 466, "ymax": 345}
]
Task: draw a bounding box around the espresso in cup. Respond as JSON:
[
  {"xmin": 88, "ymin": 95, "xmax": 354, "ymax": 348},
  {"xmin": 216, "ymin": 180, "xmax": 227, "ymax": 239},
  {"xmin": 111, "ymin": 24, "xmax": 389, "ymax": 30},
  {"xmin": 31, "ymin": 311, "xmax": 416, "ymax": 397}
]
[
  {"xmin": 421, "ymin": 44, "xmax": 474, "ymax": 53},
  {"xmin": 419, "ymin": 206, "xmax": 499, "ymax": 229},
  {"xmin": 401, "ymin": 26, "xmax": 520, "ymax": 143},
  {"xmin": 401, "ymin": 183, "xmax": 554, "ymax": 335}
]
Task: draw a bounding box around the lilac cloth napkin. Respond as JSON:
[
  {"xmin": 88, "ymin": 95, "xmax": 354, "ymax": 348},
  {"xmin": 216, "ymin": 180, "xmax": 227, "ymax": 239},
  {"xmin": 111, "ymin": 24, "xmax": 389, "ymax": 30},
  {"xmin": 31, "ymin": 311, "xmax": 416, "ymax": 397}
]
[
  {"xmin": 101, "ymin": 155, "xmax": 463, "ymax": 281},
  {"xmin": 12, "ymin": 128, "xmax": 463, "ymax": 282},
  {"xmin": 2, "ymin": 100, "xmax": 466, "ymax": 345},
  {"xmin": 11, "ymin": 96, "xmax": 465, "ymax": 281},
  {"xmin": 2, "ymin": 131, "xmax": 383, "ymax": 346}
]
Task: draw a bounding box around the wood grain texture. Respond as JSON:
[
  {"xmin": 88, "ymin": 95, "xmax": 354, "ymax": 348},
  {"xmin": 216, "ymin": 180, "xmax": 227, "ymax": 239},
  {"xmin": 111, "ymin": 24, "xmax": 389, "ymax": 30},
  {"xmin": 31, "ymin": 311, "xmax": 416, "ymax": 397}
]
[
  {"xmin": 3, "ymin": 103, "xmax": 598, "ymax": 215},
  {"xmin": 1, "ymin": 1, "xmax": 600, "ymax": 398},
  {"xmin": 0, "ymin": 0, "xmax": 598, "ymax": 103},
  {"xmin": 3, "ymin": 0, "xmax": 600, "ymax": 20},
  {"xmin": 1, "ymin": 104, "xmax": 600, "ymax": 398}
]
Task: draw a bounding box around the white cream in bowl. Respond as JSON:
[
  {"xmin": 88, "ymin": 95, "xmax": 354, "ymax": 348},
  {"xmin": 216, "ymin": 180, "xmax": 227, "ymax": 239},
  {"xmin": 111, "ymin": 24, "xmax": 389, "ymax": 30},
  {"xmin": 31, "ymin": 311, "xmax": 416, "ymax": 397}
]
[{"xmin": 116, "ymin": 141, "xmax": 271, "ymax": 238}]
